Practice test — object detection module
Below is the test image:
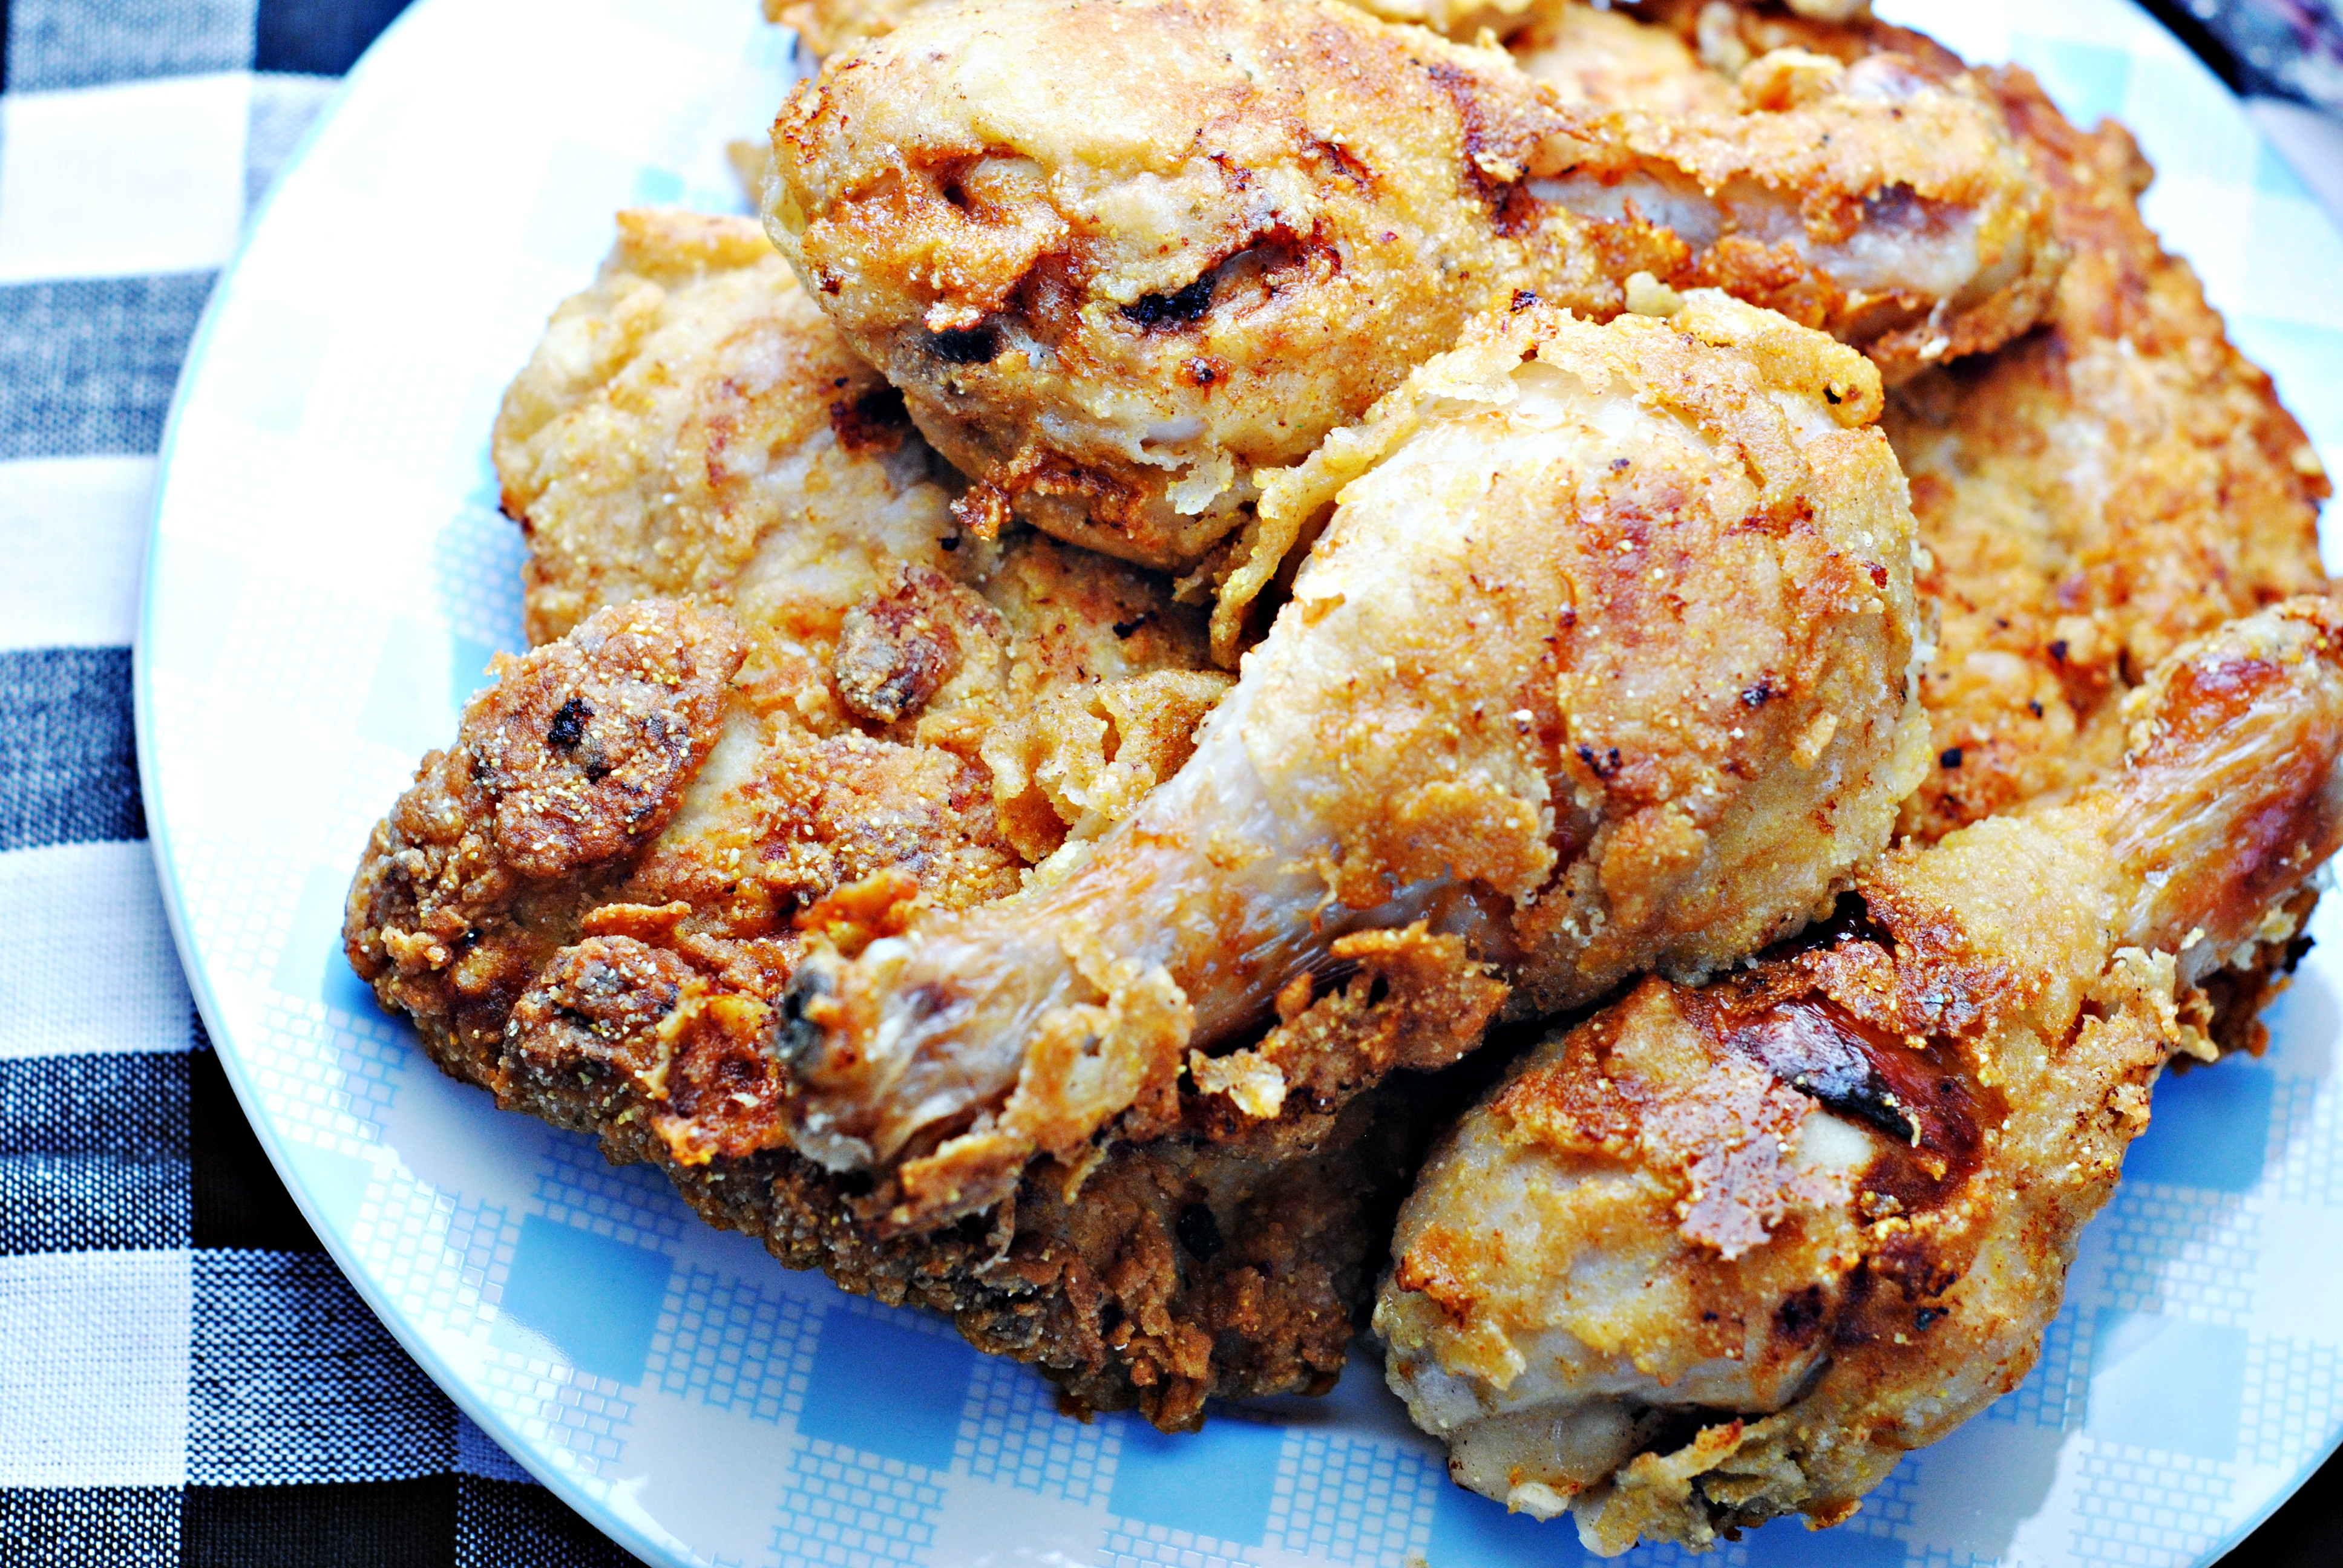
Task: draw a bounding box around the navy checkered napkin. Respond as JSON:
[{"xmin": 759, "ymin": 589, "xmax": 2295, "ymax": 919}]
[
  {"xmin": 2, "ymin": 1, "xmax": 2339, "ymax": 1566},
  {"xmin": 0, "ymin": 0, "xmax": 635, "ymax": 1561}
]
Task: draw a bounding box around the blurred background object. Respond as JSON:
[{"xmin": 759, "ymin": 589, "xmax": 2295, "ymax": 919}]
[{"xmin": 2140, "ymin": 0, "xmax": 2343, "ymax": 217}]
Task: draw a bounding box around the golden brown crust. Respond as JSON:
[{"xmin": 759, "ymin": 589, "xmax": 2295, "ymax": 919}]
[
  {"xmin": 493, "ymin": 209, "xmax": 962, "ymax": 652},
  {"xmin": 343, "ymin": 600, "xmax": 751, "ymax": 1082},
  {"xmin": 1377, "ymin": 599, "xmax": 2343, "ymax": 1550},
  {"xmin": 767, "ymin": 0, "xmax": 2056, "ymax": 581},
  {"xmin": 1887, "ymin": 71, "xmax": 2330, "ymax": 841}
]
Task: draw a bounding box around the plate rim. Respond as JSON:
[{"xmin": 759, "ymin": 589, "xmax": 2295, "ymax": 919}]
[{"xmin": 128, "ymin": 2, "xmax": 686, "ymax": 1561}]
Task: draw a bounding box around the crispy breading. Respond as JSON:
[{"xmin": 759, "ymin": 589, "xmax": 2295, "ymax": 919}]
[
  {"xmin": 493, "ymin": 209, "xmax": 961, "ymax": 652},
  {"xmin": 1887, "ymin": 71, "xmax": 2331, "ymax": 840},
  {"xmin": 765, "ymin": 0, "xmax": 2057, "ymax": 578},
  {"xmin": 777, "ymin": 295, "xmax": 1928, "ymax": 1229},
  {"xmin": 344, "ymin": 600, "xmax": 753, "ymax": 1082},
  {"xmin": 349, "ymin": 597, "xmax": 1493, "ymax": 1423},
  {"xmin": 493, "ymin": 209, "xmax": 1229, "ymax": 837},
  {"xmin": 1377, "ymin": 598, "xmax": 2343, "ymax": 1552}
]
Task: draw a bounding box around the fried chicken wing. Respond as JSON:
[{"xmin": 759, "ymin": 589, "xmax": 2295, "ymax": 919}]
[
  {"xmin": 1375, "ymin": 597, "xmax": 2343, "ymax": 1553},
  {"xmin": 764, "ymin": 0, "xmax": 2058, "ymax": 579},
  {"xmin": 775, "ymin": 295, "xmax": 1927, "ymax": 1228}
]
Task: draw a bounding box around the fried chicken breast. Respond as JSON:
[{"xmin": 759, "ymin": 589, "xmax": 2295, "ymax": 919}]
[
  {"xmin": 776, "ymin": 295, "xmax": 1927, "ymax": 1229},
  {"xmin": 764, "ymin": 0, "xmax": 2058, "ymax": 579},
  {"xmin": 1375, "ymin": 597, "xmax": 2343, "ymax": 1553}
]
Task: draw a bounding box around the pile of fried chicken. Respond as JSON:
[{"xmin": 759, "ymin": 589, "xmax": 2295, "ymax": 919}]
[{"xmin": 345, "ymin": 0, "xmax": 2338, "ymax": 1552}]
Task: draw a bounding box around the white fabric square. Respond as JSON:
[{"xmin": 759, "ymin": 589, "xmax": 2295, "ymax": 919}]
[
  {"xmin": 0, "ymin": 73, "xmax": 251, "ymax": 284},
  {"xmin": 0, "ymin": 455, "xmax": 155, "ymax": 650},
  {"xmin": 0, "ymin": 1250, "xmax": 192, "ymax": 1486},
  {"xmin": 0, "ymin": 841, "xmax": 194, "ymax": 1059}
]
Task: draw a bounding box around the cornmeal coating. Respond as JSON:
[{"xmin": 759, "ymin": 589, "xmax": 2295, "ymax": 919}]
[
  {"xmin": 765, "ymin": 0, "xmax": 2058, "ymax": 578},
  {"xmin": 1378, "ymin": 599, "xmax": 2343, "ymax": 1552},
  {"xmin": 778, "ymin": 295, "xmax": 1927, "ymax": 1231},
  {"xmin": 1887, "ymin": 72, "xmax": 2331, "ymax": 841},
  {"xmin": 347, "ymin": 594, "xmax": 1501, "ymax": 1427}
]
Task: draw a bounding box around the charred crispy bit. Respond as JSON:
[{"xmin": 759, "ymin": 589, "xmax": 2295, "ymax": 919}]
[
  {"xmin": 775, "ymin": 297, "xmax": 1927, "ymax": 1231},
  {"xmin": 344, "ymin": 601, "xmax": 749, "ymax": 1083},
  {"xmin": 833, "ymin": 565, "xmax": 1003, "ymax": 727},
  {"xmin": 1377, "ymin": 599, "xmax": 2343, "ymax": 1553},
  {"xmin": 765, "ymin": 0, "xmax": 2057, "ymax": 579}
]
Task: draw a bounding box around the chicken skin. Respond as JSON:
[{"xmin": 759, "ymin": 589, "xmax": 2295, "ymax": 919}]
[
  {"xmin": 776, "ymin": 293, "xmax": 1928, "ymax": 1228},
  {"xmin": 1375, "ymin": 598, "xmax": 2343, "ymax": 1553},
  {"xmin": 763, "ymin": 0, "xmax": 2059, "ymax": 580},
  {"xmin": 356, "ymin": 209, "xmax": 1473, "ymax": 1427},
  {"xmin": 491, "ymin": 206, "xmax": 1231, "ymax": 849},
  {"xmin": 1887, "ymin": 73, "xmax": 2332, "ymax": 843}
]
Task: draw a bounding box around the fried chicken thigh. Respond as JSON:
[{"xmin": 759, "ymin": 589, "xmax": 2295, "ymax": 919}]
[
  {"xmin": 1376, "ymin": 598, "xmax": 2343, "ymax": 1553},
  {"xmin": 1889, "ymin": 73, "xmax": 2331, "ymax": 843},
  {"xmin": 764, "ymin": 0, "xmax": 2059, "ymax": 578},
  {"xmin": 778, "ymin": 294, "xmax": 1927, "ymax": 1228}
]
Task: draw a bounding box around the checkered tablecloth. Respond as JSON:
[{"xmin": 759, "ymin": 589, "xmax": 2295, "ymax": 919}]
[
  {"xmin": 1, "ymin": 1, "xmax": 2341, "ymax": 1566},
  {"xmin": 0, "ymin": 1, "xmax": 640, "ymax": 1561}
]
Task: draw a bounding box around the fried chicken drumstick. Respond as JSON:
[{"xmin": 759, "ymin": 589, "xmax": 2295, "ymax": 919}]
[
  {"xmin": 778, "ymin": 293, "xmax": 1927, "ymax": 1226},
  {"xmin": 1376, "ymin": 597, "xmax": 2343, "ymax": 1553},
  {"xmin": 763, "ymin": 0, "xmax": 2059, "ymax": 580}
]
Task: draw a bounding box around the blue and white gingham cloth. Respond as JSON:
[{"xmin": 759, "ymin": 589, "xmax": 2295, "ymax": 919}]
[{"xmin": 0, "ymin": 1, "xmax": 643, "ymax": 1561}]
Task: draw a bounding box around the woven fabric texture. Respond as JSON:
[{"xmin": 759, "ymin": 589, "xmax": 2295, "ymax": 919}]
[{"xmin": 0, "ymin": 1, "xmax": 632, "ymax": 1560}]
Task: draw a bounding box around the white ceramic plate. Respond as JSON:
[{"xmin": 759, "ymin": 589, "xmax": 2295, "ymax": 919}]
[{"xmin": 136, "ymin": 1, "xmax": 2343, "ymax": 1563}]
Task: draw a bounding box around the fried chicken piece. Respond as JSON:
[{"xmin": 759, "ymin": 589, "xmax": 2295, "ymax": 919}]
[
  {"xmin": 764, "ymin": 0, "xmax": 2059, "ymax": 578},
  {"xmin": 1887, "ymin": 72, "xmax": 2331, "ymax": 841},
  {"xmin": 777, "ymin": 295, "xmax": 1928, "ymax": 1229},
  {"xmin": 1375, "ymin": 597, "xmax": 2343, "ymax": 1552},
  {"xmin": 346, "ymin": 593, "xmax": 1507, "ymax": 1426},
  {"xmin": 1502, "ymin": 16, "xmax": 2330, "ymax": 1036},
  {"xmin": 492, "ymin": 206, "xmax": 1233, "ymax": 832},
  {"xmin": 493, "ymin": 207, "xmax": 962, "ymax": 652}
]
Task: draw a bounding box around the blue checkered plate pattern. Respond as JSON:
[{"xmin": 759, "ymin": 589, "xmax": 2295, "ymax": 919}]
[{"xmin": 135, "ymin": 0, "xmax": 2343, "ymax": 1563}]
